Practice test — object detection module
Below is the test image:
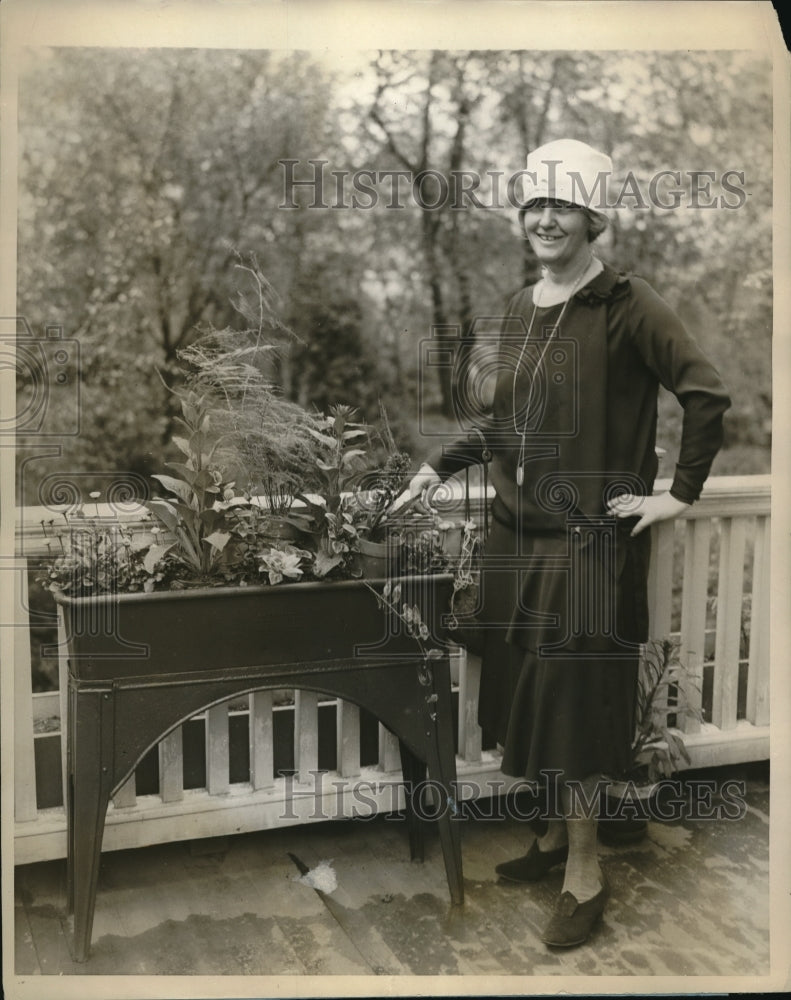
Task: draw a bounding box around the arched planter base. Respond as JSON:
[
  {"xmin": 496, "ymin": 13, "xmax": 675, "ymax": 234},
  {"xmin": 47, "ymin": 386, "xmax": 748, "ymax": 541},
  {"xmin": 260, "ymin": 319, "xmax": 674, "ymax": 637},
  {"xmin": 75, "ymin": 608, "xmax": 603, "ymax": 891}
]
[{"xmin": 55, "ymin": 575, "xmax": 460, "ymax": 962}]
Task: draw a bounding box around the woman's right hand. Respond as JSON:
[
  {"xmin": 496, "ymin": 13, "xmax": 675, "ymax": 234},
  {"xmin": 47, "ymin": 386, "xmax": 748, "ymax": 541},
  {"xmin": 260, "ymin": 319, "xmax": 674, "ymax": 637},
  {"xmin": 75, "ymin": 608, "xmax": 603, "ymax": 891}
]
[{"xmin": 408, "ymin": 463, "xmax": 442, "ymax": 500}]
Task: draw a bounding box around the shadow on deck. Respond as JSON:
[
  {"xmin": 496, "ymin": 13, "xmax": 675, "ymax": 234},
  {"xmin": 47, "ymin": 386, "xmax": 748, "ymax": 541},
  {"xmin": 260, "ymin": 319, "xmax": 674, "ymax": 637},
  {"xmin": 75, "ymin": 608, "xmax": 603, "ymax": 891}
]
[{"xmin": 14, "ymin": 763, "xmax": 769, "ymax": 978}]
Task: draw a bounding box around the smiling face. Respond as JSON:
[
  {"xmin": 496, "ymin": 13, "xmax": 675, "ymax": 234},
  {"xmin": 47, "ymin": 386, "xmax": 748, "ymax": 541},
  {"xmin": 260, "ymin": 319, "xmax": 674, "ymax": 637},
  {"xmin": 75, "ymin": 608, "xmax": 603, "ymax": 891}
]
[{"xmin": 521, "ymin": 200, "xmax": 593, "ymax": 274}]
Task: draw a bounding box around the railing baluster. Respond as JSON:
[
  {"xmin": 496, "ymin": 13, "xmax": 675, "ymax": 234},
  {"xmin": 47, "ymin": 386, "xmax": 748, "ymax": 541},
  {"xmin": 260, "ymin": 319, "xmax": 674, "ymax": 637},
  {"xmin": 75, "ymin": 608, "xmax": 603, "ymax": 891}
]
[
  {"xmin": 158, "ymin": 727, "xmax": 184, "ymax": 803},
  {"xmin": 336, "ymin": 699, "xmax": 361, "ymax": 778},
  {"xmin": 14, "ymin": 561, "xmax": 38, "ymax": 822},
  {"xmin": 747, "ymin": 515, "xmax": 770, "ymax": 726},
  {"xmin": 378, "ymin": 724, "xmax": 401, "ymax": 772},
  {"xmin": 679, "ymin": 519, "xmax": 711, "ymax": 732},
  {"xmin": 456, "ymin": 644, "xmax": 482, "ymax": 763},
  {"xmin": 249, "ymin": 691, "xmax": 275, "ymax": 790},
  {"xmin": 713, "ymin": 516, "xmax": 748, "ymax": 730},
  {"xmin": 205, "ymin": 703, "xmax": 230, "ymax": 795},
  {"xmin": 112, "ymin": 773, "xmax": 137, "ymax": 808},
  {"xmin": 647, "ymin": 520, "xmax": 675, "ymax": 638},
  {"xmin": 57, "ymin": 607, "xmax": 69, "ymax": 814},
  {"xmin": 12, "ymin": 479, "xmax": 773, "ymax": 863},
  {"xmin": 294, "ymin": 690, "xmax": 319, "ymax": 784}
]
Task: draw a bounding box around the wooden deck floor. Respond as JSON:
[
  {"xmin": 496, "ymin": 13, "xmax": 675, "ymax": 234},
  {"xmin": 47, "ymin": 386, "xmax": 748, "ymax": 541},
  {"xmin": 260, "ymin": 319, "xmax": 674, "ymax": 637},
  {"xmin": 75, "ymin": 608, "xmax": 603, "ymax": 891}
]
[{"xmin": 13, "ymin": 764, "xmax": 770, "ymax": 981}]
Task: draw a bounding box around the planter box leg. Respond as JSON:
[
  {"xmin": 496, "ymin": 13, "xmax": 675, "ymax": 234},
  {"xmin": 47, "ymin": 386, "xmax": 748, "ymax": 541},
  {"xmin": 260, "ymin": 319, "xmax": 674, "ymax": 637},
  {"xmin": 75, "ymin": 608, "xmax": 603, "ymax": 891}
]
[
  {"xmin": 68, "ymin": 686, "xmax": 114, "ymax": 962},
  {"xmin": 423, "ymin": 663, "xmax": 464, "ymax": 905},
  {"xmin": 71, "ymin": 782, "xmax": 112, "ymax": 962},
  {"xmin": 426, "ymin": 755, "xmax": 464, "ymax": 904}
]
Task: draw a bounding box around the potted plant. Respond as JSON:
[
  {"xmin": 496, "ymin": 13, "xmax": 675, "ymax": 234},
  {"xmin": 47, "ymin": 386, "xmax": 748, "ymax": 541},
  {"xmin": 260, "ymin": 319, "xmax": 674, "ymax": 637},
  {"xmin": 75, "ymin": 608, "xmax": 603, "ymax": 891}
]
[
  {"xmin": 43, "ymin": 394, "xmax": 459, "ymax": 670},
  {"xmin": 598, "ymin": 637, "xmax": 703, "ymax": 845},
  {"xmin": 41, "ymin": 256, "xmax": 464, "ymax": 672}
]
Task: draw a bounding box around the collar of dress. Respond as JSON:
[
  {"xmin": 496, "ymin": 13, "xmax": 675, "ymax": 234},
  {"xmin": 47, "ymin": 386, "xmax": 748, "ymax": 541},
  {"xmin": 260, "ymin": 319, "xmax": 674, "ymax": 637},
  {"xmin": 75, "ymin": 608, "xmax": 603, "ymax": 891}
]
[{"xmin": 571, "ymin": 262, "xmax": 632, "ymax": 305}]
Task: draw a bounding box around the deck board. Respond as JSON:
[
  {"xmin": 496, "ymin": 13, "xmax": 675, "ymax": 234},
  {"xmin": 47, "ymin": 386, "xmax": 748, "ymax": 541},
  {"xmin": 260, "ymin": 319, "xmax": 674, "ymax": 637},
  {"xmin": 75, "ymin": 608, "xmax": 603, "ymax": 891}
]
[
  {"xmin": 13, "ymin": 902, "xmax": 41, "ymax": 976},
  {"xmin": 285, "ymin": 833, "xmax": 411, "ymax": 975},
  {"xmin": 13, "ymin": 764, "xmax": 770, "ymax": 979}
]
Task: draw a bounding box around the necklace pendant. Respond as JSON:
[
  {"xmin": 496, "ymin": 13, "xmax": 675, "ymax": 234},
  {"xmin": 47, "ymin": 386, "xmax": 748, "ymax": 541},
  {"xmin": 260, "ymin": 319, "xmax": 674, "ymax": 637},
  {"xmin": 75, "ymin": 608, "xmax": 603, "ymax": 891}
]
[{"xmin": 516, "ymin": 466, "xmax": 524, "ymax": 487}]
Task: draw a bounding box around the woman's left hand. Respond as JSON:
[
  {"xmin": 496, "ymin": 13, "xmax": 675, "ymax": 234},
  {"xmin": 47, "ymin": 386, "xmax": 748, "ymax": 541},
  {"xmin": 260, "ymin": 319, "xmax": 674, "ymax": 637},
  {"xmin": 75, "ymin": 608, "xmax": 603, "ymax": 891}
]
[{"xmin": 606, "ymin": 492, "xmax": 691, "ymax": 536}]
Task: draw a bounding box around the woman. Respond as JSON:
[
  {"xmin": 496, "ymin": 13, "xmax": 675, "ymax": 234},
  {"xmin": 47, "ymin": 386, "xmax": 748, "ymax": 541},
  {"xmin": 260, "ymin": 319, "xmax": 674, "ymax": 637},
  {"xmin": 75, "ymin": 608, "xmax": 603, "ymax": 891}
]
[{"xmin": 409, "ymin": 139, "xmax": 731, "ymax": 947}]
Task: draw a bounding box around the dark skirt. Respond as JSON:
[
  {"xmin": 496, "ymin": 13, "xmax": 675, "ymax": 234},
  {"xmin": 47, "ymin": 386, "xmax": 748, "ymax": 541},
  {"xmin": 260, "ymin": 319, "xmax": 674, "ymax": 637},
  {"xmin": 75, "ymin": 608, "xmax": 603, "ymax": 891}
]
[{"xmin": 476, "ymin": 517, "xmax": 641, "ymax": 784}]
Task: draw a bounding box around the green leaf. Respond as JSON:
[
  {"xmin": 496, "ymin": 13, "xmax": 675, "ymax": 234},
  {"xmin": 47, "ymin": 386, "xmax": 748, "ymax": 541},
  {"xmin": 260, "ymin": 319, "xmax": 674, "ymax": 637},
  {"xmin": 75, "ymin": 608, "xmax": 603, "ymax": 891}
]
[
  {"xmin": 171, "ymin": 436, "xmax": 192, "ymax": 458},
  {"xmin": 305, "ymin": 428, "xmax": 336, "ymax": 448},
  {"xmin": 176, "ymin": 534, "xmax": 202, "ymax": 570},
  {"xmin": 314, "ymin": 549, "xmax": 343, "ymax": 577},
  {"xmin": 152, "ymin": 474, "xmax": 194, "ymax": 506},
  {"xmin": 143, "ymin": 542, "xmax": 174, "ymax": 574},
  {"xmin": 200, "ymin": 507, "xmax": 221, "ymax": 530},
  {"xmin": 192, "ymin": 468, "xmax": 215, "ymax": 491},
  {"xmin": 667, "ymin": 731, "xmax": 691, "ymax": 765},
  {"xmin": 165, "ymin": 461, "xmax": 197, "ymax": 485},
  {"xmin": 205, "ymin": 531, "xmax": 231, "ymax": 552},
  {"xmin": 168, "ymin": 499, "xmax": 198, "ymax": 522},
  {"xmin": 147, "ymin": 499, "xmax": 181, "ymax": 533},
  {"xmin": 189, "ymin": 431, "xmax": 205, "ymax": 460},
  {"xmin": 180, "ymin": 401, "xmax": 198, "ymax": 428}
]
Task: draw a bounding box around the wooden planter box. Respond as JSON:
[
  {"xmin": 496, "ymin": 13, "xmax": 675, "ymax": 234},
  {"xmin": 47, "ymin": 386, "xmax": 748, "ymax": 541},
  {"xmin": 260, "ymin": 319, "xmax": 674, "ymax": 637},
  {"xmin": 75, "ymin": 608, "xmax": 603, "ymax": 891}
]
[
  {"xmin": 52, "ymin": 573, "xmax": 464, "ymax": 962},
  {"xmin": 54, "ymin": 574, "xmax": 453, "ymax": 682}
]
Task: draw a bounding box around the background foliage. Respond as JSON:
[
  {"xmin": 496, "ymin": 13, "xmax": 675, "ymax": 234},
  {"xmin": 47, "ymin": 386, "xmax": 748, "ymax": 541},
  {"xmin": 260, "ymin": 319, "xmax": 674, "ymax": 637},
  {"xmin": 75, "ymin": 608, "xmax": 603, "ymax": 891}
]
[{"xmin": 16, "ymin": 47, "xmax": 772, "ymax": 505}]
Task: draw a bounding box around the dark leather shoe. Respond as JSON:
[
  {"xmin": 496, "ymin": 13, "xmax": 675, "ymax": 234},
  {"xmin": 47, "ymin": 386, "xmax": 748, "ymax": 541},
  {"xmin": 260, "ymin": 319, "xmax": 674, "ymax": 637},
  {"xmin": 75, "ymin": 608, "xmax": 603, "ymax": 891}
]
[
  {"xmin": 495, "ymin": 840, "xmax": 569, "ymax": 883},
  {"xmin": 541, "ymin": 879, "xmax": 609, "ymax": 947}
]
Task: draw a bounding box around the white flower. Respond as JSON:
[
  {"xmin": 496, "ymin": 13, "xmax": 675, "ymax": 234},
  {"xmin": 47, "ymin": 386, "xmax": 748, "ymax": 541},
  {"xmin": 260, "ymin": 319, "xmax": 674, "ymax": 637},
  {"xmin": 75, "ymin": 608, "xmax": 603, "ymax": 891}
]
[{"xmin": 258, "ymin": 547, "xmax": 304, "ymax": 586}]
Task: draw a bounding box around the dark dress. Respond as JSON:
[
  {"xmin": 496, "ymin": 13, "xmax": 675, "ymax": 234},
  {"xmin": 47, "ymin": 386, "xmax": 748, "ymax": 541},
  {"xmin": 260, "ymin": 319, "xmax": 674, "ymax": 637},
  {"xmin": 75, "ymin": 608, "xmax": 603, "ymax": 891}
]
[
  {"xmin": 476, "ymin": 516, "xmax": 643, "ymax": 783},
  {"xmin": 429, "ymin": 264, "xmax": 730, "ymax": 785}
]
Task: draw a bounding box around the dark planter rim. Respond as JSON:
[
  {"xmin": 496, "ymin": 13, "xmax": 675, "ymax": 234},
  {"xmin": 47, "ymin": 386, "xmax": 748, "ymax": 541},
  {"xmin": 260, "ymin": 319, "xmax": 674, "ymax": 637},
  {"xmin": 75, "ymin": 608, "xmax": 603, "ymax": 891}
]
[{"xmin": 51, "ymin": 571, "xmax": 455, "ymax": 607}]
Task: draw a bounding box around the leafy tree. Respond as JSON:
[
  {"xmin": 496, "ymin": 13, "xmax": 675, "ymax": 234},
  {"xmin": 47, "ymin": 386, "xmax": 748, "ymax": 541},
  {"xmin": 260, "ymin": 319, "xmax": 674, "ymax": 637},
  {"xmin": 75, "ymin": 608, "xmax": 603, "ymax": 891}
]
[
  {"xmin": 16, "ymin": 47, "xmax": 772, "ymax": 506},
  {"xmin": 16, "ymin": 47, "xmax": 375, "ymax": 498}
]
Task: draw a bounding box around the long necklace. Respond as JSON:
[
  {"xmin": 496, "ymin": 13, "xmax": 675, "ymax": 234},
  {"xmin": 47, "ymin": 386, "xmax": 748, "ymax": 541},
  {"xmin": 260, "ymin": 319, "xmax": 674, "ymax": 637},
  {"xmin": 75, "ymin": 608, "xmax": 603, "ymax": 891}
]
[{"xmin": 512, "ymin": 258, "xmax": 594, "ymax": 487}]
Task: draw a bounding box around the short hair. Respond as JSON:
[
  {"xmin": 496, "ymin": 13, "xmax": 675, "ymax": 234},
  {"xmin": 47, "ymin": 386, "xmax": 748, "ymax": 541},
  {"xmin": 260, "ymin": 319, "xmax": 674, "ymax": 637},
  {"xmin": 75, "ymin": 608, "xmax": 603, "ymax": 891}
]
[{"xmin": 582, "ymin": 207, "xmax": 608, "ymax": 242}]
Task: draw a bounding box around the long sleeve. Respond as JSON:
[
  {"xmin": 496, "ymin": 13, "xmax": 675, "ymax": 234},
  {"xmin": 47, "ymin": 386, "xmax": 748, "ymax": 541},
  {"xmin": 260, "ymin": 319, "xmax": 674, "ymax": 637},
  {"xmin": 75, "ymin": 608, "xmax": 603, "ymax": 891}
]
[
  {"xmin": 626, "ymin": 278, "xmax": 732, "ymax": 504},
  {"xmin": 427, "ymin": 424, "xmax": 493, "ymax": 479}
]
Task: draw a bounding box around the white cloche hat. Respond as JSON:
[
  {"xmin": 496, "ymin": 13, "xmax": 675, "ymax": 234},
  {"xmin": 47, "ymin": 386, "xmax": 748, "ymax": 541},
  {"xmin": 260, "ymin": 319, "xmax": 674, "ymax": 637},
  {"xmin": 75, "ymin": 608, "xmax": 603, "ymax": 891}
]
[{"xmin": 519, "ymin": 138, "xmax": 613, "ymax": 209}]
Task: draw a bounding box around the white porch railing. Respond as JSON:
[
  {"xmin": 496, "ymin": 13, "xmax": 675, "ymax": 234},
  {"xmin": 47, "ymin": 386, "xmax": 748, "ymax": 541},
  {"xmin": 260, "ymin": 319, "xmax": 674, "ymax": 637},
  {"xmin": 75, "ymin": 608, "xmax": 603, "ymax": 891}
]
[{"xmin": 12, "ymin": 474, "xmax": 770, "ymax": 865}]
